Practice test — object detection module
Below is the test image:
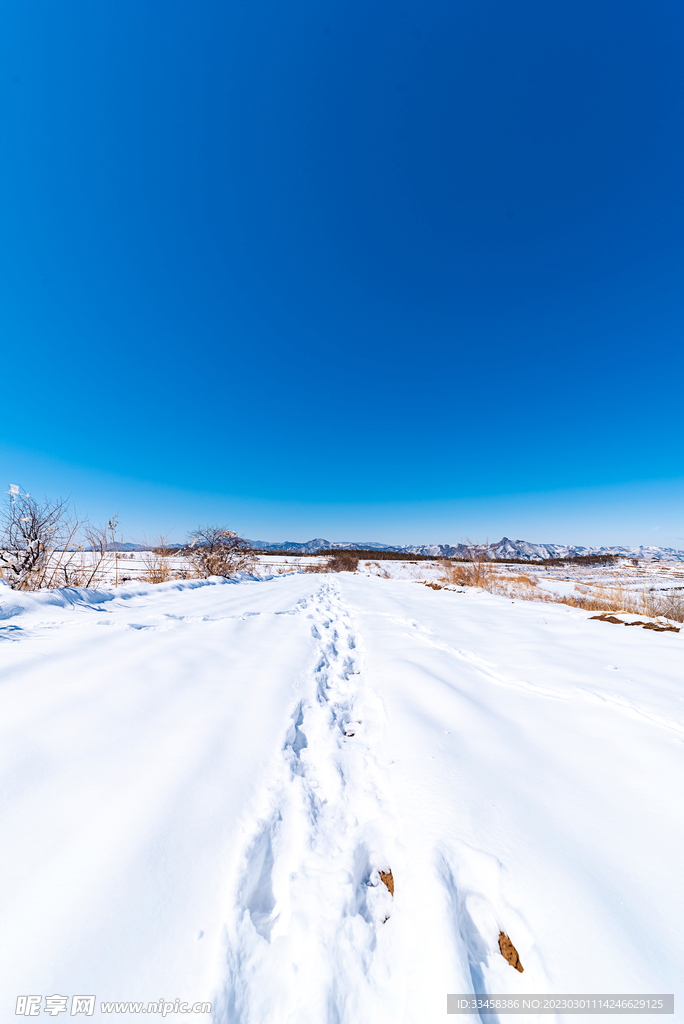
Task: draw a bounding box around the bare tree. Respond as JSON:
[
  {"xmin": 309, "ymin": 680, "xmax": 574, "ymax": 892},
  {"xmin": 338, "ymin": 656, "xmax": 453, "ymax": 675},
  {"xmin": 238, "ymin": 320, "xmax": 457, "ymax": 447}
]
[
  {"xmin": 185, "ymin": 527, "xmax": 256, "ymax": 579},
  {"xmin": 0, "ymin": 492, "xmax": 80, "ymax": 590}
]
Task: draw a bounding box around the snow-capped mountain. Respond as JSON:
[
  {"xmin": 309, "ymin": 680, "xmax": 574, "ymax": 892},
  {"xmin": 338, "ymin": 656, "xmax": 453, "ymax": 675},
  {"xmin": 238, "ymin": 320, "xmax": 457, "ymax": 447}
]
[
  {"xmin": 402, "ymin": 538, "xmax": 684, "ymax": 561},
  {"xmin": 245, "ymin": 538, "xmax": 398, "ymax": 554},
  {"xmin": 246, "ymin": 536, "xmax": 684, "ymax": 561}
]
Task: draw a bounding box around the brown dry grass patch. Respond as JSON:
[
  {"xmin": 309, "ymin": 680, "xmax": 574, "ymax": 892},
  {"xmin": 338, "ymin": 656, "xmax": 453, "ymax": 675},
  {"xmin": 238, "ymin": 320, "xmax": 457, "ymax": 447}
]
[
  {"xmin": 139, "ymin": 536, "xmax": 195, "ymax": 584},
  {"xmin": 499, "ymin": 932, "xmax": 523, "ymax": 972},
  {"xmin": 379, "ymin": 870, "xmax": 394, "ymax": 896},
  {"xmin": 434, "ymin": 556, "xmax": 684, "ymax": 627},
  {"xmin": 441, "ymin": 540, "xmax": 494, "ymax": 589}
]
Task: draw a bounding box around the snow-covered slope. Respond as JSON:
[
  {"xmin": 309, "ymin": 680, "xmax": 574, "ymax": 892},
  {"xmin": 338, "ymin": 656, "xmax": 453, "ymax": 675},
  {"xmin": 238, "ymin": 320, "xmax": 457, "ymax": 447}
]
[{"xmin": 1, "ymin": 575, "xmax": 681, "ymax": 1021}]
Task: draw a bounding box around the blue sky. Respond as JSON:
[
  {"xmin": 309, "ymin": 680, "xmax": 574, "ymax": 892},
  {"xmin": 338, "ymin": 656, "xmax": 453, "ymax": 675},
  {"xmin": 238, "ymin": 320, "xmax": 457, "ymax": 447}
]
[{"xmin": 2, "ymin": 0, "xmax": 683, "ymax": 546}]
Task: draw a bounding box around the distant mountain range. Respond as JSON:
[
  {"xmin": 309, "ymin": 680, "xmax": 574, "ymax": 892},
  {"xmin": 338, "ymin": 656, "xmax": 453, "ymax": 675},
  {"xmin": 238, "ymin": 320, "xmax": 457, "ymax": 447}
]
[
  {"xmin": 105, "ymin": 536, "xmax": 684, "ymax": 561},
  {"xmin": 245, "ymin": 536, "xmax": 684, "ymax": 562}
]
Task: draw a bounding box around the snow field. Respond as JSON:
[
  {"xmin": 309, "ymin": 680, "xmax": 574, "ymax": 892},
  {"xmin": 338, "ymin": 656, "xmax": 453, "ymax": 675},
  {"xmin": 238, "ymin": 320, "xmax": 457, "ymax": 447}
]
[
  {"xmin": 0, "ymin": 577, "xmax": 321, "ymax": 1013},
  {"xmin": 1, "ymin": 573, "xmax": 682, "ymax": 1022}
]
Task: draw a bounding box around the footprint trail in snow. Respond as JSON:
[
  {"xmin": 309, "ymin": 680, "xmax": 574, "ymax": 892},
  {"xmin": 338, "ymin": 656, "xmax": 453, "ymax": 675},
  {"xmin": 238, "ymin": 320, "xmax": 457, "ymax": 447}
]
[{"xmin": 217, "ymin": 581, "xmax": 400, "ymax": 1023}]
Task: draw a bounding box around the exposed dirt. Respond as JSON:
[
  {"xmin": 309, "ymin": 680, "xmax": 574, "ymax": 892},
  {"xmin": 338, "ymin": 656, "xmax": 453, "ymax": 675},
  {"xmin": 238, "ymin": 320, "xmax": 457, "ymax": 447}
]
[
  {"xmin": 589, "ymin": 614, "xmax": 679, "ymax": 633},
  {"xmin": 498, "ymin": 932, "xmax": 523, "ymax": 972},
  {"xmin": 379, "ymin": 870, "xmax": 394, "ymax": 896}
]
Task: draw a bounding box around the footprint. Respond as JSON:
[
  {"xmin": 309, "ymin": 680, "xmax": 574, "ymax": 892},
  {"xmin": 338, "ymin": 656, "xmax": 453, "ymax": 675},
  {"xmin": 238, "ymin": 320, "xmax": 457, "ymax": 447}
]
[{"xmin": 240, "ymin": 823, "xmax": 279, "ymax": 940}]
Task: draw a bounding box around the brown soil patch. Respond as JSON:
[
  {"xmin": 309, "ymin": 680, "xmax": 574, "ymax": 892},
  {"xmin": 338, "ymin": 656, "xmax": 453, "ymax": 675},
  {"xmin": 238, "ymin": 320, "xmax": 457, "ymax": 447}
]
[
  {"xmin": 592, "ymin": 615, "xmax": 680, "ymax": 633},
  {"xmin": 498, "ymin": 932, "xmax": 523, "ymax": 972},
  {"xmin": 379, "ymin": 870, "xmax": 394, "ymax": 896}
]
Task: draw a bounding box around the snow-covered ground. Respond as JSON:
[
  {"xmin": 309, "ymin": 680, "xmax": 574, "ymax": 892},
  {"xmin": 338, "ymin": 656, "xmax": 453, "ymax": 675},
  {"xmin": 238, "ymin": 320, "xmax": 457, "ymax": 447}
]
[
  {"xmin": 30, "ymin": 550, "xmax": 684, "ymax": 607},
  {"xmin": 1, "ymin": 573, "xmax": 681, "ymax": 1021}
]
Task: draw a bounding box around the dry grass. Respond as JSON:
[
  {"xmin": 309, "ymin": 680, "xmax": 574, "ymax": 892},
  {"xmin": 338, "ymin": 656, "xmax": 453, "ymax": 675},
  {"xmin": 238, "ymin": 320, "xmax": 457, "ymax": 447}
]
[
  {"xmin": 441, "ymin": 541, "xmax": 494, "ymax": 589},
  {"xmin": 379, "ymin": 870, "xmax": 394, "ymax": 896},
  {"xmin": 560, "ymin": 585, "xmax": 684, "ymax": 622},
  {"xmin": 139, "ymin": 537, "xmax": 189, "ymax": 584},
  {"xmin": 435, "ymin": 554, "xmax": 684, "ymax": 625},
  {"xmin": 491, "ymin": 573, "xmax": 538, "ymax": 592}
]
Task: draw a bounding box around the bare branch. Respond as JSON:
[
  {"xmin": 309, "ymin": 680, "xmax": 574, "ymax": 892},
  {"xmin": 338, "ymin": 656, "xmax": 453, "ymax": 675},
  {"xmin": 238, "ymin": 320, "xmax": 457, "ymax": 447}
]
[{"xmin": 0, "ymin": 492, "xmax": 72, "ymax": 590}]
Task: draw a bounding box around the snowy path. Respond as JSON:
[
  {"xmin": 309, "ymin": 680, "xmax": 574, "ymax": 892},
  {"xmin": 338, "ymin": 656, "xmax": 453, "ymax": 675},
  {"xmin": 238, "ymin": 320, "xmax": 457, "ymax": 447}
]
[
  {"xmin": 1, "ymin": 575, "xmax": 682, "ymax": 1022},
  {"xmin": 219, "ymin": 580, "xmax": 400, "ymax": 1022}
]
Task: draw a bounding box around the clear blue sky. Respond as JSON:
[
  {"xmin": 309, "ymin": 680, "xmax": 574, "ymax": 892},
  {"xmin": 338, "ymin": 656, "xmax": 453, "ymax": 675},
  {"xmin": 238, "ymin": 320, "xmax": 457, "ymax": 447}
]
[{"xmin": 2, "ymin": 0, "xmax": 683, "ymax": 546}]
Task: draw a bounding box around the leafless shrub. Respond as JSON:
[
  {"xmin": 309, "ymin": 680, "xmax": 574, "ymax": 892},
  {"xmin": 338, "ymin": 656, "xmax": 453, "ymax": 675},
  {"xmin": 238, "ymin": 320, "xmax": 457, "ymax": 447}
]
[
  {"xmin": 71, "ymin": 523, "xmax": 113, "ymax": 588},
  {"xmin": 638, "ymin": 588, "xmax": 684, "ymax": 622},
  {"xmin": 185, "ymin": 526, "xmax": 256, "ymax": 579},
  {"xmin": 0, "ymin": 488, "xmax": 144, "ymax": 591},
  {"xmin": 326, "ymin": 551, "xmax": 359, "ymax": 573},
  {"xmin": 0, "ymin": 492, "xmax": 90, "ymax": 590}
]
